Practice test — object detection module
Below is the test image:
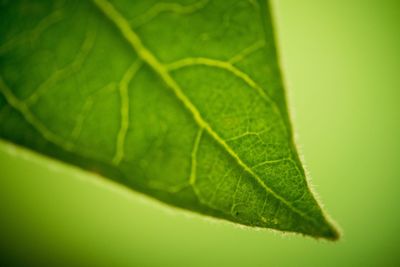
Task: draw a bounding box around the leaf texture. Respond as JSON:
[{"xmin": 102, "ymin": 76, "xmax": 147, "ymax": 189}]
[{"xmin": 0, "ymin": 0, "xmax": 338, "ymax": 239}]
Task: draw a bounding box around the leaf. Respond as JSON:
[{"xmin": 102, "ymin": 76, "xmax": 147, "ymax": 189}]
[{"xmin": 0, "ymin": 0, "xmax": 338, "ymax": 239}]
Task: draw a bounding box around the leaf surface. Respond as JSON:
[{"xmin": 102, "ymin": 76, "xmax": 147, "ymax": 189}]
[{"xmin": 0, "ymin": 0, "xmax": 338, "ymax": 239}]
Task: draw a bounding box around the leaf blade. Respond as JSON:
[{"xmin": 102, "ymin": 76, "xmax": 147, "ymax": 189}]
[{"xmin": 0, "ymin": 0, "xmax": 338, "ymax": 239}]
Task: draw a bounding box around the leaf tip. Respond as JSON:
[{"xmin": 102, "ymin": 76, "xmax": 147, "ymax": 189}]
[
  {"xmin": 323, "ymin": 224, "xmax": 340, "ymax": 241},
  {"xmin": 314, "ymin": 218, "xmax": 341, "ymax": 241}
]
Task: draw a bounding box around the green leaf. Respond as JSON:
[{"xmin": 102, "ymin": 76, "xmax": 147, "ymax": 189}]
[{"xmin": 0, "ymin": 0, "xmax": 338, "ymax": 239}]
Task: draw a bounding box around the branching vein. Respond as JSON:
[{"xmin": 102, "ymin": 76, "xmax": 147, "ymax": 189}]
[
  {"xmin": 0, "ymin": 77, "xmax": 74, "ymax": 151},
  {"xmin": 229, "ymin": 40, "xmax": 265, "ymax": 64},
  {"xmin": 166, "ymin": 56, "xmax": 285, "ymax": 131},
  {"xmin": 26, "ymin": 29, "xmax": 96, "ymax": 106},
  {"xmin": 189, "ymin": 127, "xmax": 203, "ymax": 185},
  {"xmin": 131, "ymin": 0, "xmax": 209, "ymax": 28},
  {"xmin": 0, "ymin": 9, "xmax": 65, "ymax": 55},
  {"xmin": 113, "ymin": 59, "xmax": 142, "ymax": 165},
  {"xmin": 91, "ymin": 0, "xmax": 315, "ymax": 224}
]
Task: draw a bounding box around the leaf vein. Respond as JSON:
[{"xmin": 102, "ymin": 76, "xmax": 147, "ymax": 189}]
[
  {"xmin": 131, "ymin": 0, "xmax": 209, "ymax": 28},
  {"xmin": 0, "ymin": 77, "xmax": 74, "ymax": 151},
  {"xmin": 166, "ymin": 56, "xmax": 287, "ymax": 135},
  {"xmin": 0, "ymin": 8, "xmax": 65, "ymax": 55},
  {"xmin": 92, "ymin": 0, "xmax": 316, "ymax": 225},
  {"xmin": 229, "ymin": 40, "xmax": 265, "ymax": 64},
  {"xmin": 113, "ymin": 59, "xmax": 143, "ymax": 165},
  {"xmin": 26, "ymin": 29, "xmax": 96, "ymax": 106}
]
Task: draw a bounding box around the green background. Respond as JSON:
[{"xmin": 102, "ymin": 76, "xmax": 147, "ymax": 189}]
[{"xmin": 1, "ymin": 0, "xmax": 399, "ymax": 266}]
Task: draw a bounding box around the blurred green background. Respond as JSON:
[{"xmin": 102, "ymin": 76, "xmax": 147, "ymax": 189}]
[{"xmin": 1, "ymin": 0, "xmax": 399, "ymax": 266}]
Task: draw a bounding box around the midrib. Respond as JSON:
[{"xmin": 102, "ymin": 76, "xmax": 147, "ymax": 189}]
[{"xmin": 91, "ymin": 0, "xmax": 315, "ymax": 224}]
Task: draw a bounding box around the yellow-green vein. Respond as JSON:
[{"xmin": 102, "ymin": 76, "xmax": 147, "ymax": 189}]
[
  {"xmin": 0, "ymin": 9, "xmax": 65, "ymax": 55},
  {"xmin": 0, "ymin": 77, "xmax": 74, "ymax": 151},
  {"xmin": 166, "ymin": 56, "xmax": 287, "ymax": 136},
  {"xmin": 113, "ymin": 59, "xmax": 142, "ymax": 165},
  {"xmin": 131, "ymin": 0, "xmax": 209, "ymax": 28},
  {"xmin": 91, "ymin": 0, "xmax": 316, "ymax": 224},
  {"xmin": 26, "ymin": 29, "xmax": 96, "ymax": 106}
]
